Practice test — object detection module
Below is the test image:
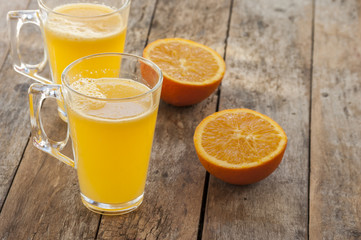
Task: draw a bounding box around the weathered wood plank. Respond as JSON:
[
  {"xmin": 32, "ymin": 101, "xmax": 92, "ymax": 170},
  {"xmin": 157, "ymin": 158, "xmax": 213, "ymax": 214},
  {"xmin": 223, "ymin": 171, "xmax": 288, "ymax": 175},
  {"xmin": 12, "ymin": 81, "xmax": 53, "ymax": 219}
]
[
  {"xmin": 203, "ymin": 0, "xmax": 312, "ymax": 239},
  {"xmin": 0, "ymin": 100, "xmax": 101, "ymax": 239},
  {"xmin": 96, "ymin": 0, "xmax": 231, "ymax": 239},
  {"xmin": 310, "ymin": 0, "xmax": 361, "ymax": 239},
  {"xmin": 0, "ymin": 0, "xmax": 41, "ymax": 209},
  {"xmin": 0, "ymin": 0, "xmax": 31, "ymax": 67},
  {"xmin": 0, "ymin": 59, "xmax": 31, "ymax": 207},
  {"xmin": 122, "ymin": 0, "xmax": 156, "ymax": 56}
]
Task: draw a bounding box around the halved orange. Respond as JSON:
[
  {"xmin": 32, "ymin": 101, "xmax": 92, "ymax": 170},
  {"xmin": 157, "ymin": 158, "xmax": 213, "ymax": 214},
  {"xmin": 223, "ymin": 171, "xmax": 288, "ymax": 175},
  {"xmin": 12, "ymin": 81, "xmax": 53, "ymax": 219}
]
[
  {"xmin": 143, "ymin": 38, "xmax": 226, "ymax": 106},
  {"xmin": 194, "ymin": 109, "xmax": 288, "ymax": 185}
]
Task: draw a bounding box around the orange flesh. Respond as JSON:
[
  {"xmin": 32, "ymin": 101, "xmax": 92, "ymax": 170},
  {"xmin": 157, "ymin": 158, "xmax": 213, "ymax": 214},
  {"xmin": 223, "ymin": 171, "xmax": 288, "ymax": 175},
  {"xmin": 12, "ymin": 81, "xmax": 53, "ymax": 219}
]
[
  {"xmin": 194, "ymin": 109, "xmax": 287, "ymax": 184},
  {"xmin": 145, "ymin": 41, "xmax": 222, "ymax": 83},
  {"xmin": 201, "ymin": 112, "xmax": 284, "ymax": 165}
]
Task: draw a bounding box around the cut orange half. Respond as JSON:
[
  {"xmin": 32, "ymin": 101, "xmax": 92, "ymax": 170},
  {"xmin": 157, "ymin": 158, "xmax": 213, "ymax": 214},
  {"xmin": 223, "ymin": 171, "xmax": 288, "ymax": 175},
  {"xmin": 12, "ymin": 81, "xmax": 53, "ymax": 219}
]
[
  {"xmin": 194, "ymin": 109, "xmax": 288, "ymax": 185},
  {"xmin": 143, "ymin": 38, "xmax": 226, "ymax": 106}
]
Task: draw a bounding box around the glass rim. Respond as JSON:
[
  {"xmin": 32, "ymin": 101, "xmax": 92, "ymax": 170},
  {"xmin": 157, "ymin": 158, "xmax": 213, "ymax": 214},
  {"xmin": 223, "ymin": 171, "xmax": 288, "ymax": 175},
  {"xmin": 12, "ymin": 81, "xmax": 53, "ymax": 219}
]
[
  {"xmin": 61, "ymin": 52, "xmax": 163, "ymax": 102},
  {"xmin": 37, "ymin": 0, "xmax": 131, "ymax": 19}
]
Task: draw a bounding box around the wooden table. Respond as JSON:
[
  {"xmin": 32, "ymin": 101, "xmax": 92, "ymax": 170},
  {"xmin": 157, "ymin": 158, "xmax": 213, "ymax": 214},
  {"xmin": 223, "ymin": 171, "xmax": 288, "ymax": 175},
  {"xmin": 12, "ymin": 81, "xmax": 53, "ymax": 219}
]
[{"xmin": 1, "ymin": 0, "xmax": 360, "ymax": 239}]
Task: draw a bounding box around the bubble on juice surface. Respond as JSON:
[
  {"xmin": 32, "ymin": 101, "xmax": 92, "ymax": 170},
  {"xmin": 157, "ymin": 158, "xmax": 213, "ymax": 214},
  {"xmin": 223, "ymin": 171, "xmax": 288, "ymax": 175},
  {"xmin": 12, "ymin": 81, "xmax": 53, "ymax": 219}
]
[
  {"xmin": 70, "ymin": 78, "xmax": 106, "ymax": 111},
  {"xmin": 87, "ymin": 78, "xmax": 153, "ymax": 119},
  {"xmin": 45, "ymin": 3, "xmax": 125, "ymax": 40},
  {"xmin": 70, "ymin": 78, "xmax": 153, "ymax": 120}
]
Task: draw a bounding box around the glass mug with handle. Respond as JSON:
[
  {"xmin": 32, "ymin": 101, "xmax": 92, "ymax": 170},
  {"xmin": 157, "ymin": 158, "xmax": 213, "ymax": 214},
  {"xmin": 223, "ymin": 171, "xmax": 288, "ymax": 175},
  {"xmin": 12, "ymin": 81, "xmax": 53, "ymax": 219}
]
[
  {"xmin": 28, "ymin": 53, "xmax": 163, "ymax": 215},
  {"xmin": 8, "ymin": 0, "xmax": 130, "ymax": 120}
]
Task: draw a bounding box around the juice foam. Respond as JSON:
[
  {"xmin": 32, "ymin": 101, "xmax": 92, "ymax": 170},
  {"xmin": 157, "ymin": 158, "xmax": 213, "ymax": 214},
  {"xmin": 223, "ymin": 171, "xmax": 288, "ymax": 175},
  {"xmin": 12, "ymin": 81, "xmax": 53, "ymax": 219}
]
[
  {"xmin": 69, "ymin": 78, "xmax": 153, "ymax": 119},
  {"xmin": 46, "ymin": 3, "xmax": 125, "ymax": 40}
]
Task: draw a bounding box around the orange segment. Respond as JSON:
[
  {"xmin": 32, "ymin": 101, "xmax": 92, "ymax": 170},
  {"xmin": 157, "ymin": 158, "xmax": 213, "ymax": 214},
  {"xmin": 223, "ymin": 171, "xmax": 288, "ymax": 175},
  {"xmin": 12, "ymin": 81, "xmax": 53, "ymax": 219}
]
[
  {"xmin": 194, "ymin": 109, "xmax": 288, "ymax": 185},
  {"xmin": 143, "ymin": 38, "xmax": 225, "ymax": 106}
]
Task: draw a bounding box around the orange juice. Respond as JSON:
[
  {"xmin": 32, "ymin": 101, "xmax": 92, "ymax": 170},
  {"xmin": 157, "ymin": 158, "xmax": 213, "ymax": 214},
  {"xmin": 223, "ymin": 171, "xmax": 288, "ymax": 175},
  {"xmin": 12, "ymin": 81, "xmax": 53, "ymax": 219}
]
[
  {"xmin": 43, "ymin": 3, "xmax": 128, "ymax": 85},
  {"xmin": 66, "ymin": 78, "xmax": 158, "ymax": 204}
]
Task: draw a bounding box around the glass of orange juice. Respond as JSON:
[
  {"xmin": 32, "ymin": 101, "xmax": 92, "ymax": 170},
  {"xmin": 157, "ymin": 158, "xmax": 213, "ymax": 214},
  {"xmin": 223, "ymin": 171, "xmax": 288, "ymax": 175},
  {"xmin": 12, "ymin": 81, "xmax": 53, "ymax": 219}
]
[
  {"xmin": 28, "ymin": 53, "xmax": 163, "ymax": 215},
  {"xmin": 8, "ymin": 0, "xmax": 130, "ymax": 119}
]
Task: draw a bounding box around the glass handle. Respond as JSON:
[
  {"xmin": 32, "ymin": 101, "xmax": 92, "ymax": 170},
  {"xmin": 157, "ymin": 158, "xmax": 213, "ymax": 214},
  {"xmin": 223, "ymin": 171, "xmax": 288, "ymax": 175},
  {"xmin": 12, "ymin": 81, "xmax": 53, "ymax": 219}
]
[
  {"xmin": 28, "ymin": 83, "xmax": 75, "ymax": 168},
  {"xmin": 7, "ymin": 10, "xmax": 51, "ymax": 84}
]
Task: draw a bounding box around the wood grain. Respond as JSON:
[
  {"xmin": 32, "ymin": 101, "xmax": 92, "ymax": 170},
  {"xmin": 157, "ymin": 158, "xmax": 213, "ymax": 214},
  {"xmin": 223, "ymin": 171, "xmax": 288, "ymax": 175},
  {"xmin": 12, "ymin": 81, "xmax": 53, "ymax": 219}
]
[
  {"xmin": 203, "ymin": 0, "xmax": 313, "ymax": 239},
  {"xmin": 122, "ymin": 0, "xmax": 157, "ymax": 56},
  {"xmin": 0, "ymin": 0, "xmax": 31, "ymax": 67},
  {"xmin": 0, "ymin": 99, "xmax": 101, "ymax": 239},
  {"xmin": 96, "ymin": 0, "xmax": 231, "ymax": 239},
  {"xmin": 0, "ymin": 0, "xmax": 42, "ymax": 209},
  {"xmin": 310, "ymin": 0, "xmax": 361, "ymax": 239},
  {"xmin": 1, "ymin": 0, "xmax": 360, "ymax": 239},
  {"xmin": 0, "ymin": 58, "xmax": 32, "ymax": 209}
]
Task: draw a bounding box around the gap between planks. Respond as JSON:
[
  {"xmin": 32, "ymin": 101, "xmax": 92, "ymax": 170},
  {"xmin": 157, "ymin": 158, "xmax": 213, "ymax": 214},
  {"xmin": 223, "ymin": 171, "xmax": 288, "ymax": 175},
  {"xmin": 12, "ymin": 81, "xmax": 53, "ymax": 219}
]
[
  {"xmin": 307, "ymin": 0, "xmax": 316, "ymax": 239},
  {"xmin": 197, "ymin": 1, "xmax": 234, "ymax": 239}
]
